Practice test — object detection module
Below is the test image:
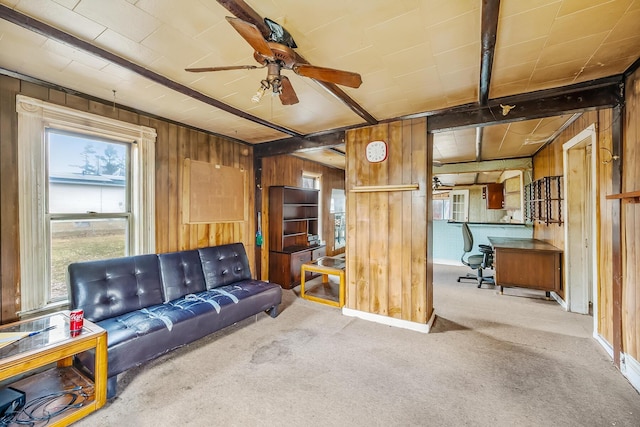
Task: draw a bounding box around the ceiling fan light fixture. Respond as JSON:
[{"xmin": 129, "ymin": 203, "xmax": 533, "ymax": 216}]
[
  {"xmin": 271, "ymin": 78, "xmax": 282, "ymax": 95},
  {"xmin": 251, "ymin": 80, "xmax": 270, "ymax": 103}
]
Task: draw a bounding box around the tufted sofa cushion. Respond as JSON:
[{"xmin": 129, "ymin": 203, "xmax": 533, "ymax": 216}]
[
  {"xmin": 68, "ymin": 254, "xmax": 163, "ymax": 323},
  {"xmin": 198, "ymin": 243, "xmax": 252, "ymax": 289},
  {"xmin": 158, "ymin": 250, "xmax": 207, "ymax": 302}
]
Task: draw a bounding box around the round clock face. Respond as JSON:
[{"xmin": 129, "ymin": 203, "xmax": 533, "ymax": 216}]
[{"xmin": 366, "ymin": 140, "xmax": 387, "ymax": 163}]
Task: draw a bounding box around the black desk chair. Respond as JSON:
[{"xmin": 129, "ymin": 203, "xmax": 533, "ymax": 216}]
[{"xmin": 457, "ymin": 222, "xmax": 494, "ymax": 288}]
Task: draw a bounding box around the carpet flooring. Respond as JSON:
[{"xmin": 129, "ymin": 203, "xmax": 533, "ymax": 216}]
[{"xmin": 75, "ymin": 264, "xmax": 640, "ymax": 426}]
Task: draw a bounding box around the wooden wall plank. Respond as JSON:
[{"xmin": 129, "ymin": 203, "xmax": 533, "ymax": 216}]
[
  {"xmin": 597, "ymin": 108, "xmax": 614, "ymax": 344},
  {"xmin": 410, "ymin": 118, "xmax": 428, "ymax": 323},
  {"xmin": 48, "ymin": 88, "xmax": 66, "ymax": 105},
  {"xmin": 177, "ymin": 126, "xmax": 190, "ymax": 251},
  {"xmin": 387, "ymin": 121, "xmax": 404, "ymax": 318},
  {"xmin": 401, "ymin": 121, "xmax": 413, "ymax": 319},
  {"xmin": 353, "ymin": 127, "xmax": 371, "ymax": 312},
  {"xmin": 153, "ymin": 119, "xmax": 170, "ymax": 253},
  {"xmin": 19, "ymin": 81, "xmax": 48, "ymax": 101},
  {"xmin": 166, "ymin": 123, "xmax": 180, "ymax": 253},
  {"xmin": 368, "ymin": 124, "xmax": 388, "ymax": 314},
  {"xmin": 0, "ymin": 76, "xmax": 21, "ymax": 323},
  {"xmin": 623, "ymin": 68, "xmax": 640, "ymax": 362}
]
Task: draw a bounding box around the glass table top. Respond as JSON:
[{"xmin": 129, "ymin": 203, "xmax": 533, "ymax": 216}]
[
  {"xmin": 310, "ymin": 256, "xmax": 345, "ymax": 270},
  {"xmin": 0, "ymin": 312, "xmax": 78, "ymax": 359}
]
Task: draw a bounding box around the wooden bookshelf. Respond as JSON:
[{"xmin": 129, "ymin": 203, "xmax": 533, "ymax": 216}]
[{"xmin": 269, "ymin": 186, "xmax": 325, "ymax": 289}]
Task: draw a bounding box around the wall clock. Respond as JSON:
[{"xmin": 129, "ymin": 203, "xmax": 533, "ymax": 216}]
[{"xmin": 365, "ymin": 140, "xmax": 387, "ymax": 163}]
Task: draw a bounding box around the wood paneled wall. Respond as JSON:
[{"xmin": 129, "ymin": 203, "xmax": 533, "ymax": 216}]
[
  {"xmin": 0, "ymin": 76, "xmax": 20, "ymax": 323},
  {"xmin": 259, "ymin": 155, "xmax": 345, "ymax": 281},
  {"xmin": 0, "ymin": 75, "xmax": 254, "ymax": 323},
  {"xmin": 152, "ymin": 120, "xmax": 255, "ymax": 261},
  {"xmin": 345, "ymin": 119, "xmax": 432, "ymax": 323},
  {"xmin": 622, "ymin": 67, "xmax": 640, "ymax": 363},
  {"xmin": 532, "ymin": 109, "xmax": 615, "ymax": 345}
]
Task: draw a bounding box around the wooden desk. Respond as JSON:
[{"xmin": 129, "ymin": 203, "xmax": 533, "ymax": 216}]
[
  {"xmin": 300, "ymin": 256, "xmax": 345, "ymax": 308},
  {"xmin": 488, "ymin": 237, "xmax": 563, "ymax": 297},
  {"xmin": 0, "ymin": 311, "xmax": 107, "ymax": 426}
]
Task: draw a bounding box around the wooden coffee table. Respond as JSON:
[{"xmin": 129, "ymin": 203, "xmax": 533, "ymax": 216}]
[
  {"xmin": 0, "ymin": 311, "xmax": 107, "ymax": 426},
  {"xmin": 300, "ymin": 256, "xmax": 346, "ymax": 308}
]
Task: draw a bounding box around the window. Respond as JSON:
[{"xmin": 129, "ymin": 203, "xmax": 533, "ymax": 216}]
[
  {"xmin": 47, "ymin": 130, "xmax": 131, "ymax": 301},
  {"xmin": 302, "ymin": 174, "xmax": 320, "ymax": 189},
  {"xmin": 432, "ymin": 198, "xmax": 450, "ymax": 220},
  {"xmin": 17, "ymin": 95, "xmax": 156, "ymax": 313},
  {"xmin": 449, "ymin": 189, "xmax": 469, "ymax": 222}
]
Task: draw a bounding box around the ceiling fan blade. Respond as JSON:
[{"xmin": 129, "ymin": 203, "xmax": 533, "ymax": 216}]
[
  {"xmin": 279, "ymin": 76, "xmax": 299, "ymax": 105},
  {"xmin": 293, "ymin": 64, "xmax": 362, "ymax": 88},
  {"xmin": 225, "ymin": 16, "xmax": 274, "ymax": 60},
  {"xmin": 185, "ymin": 65, "xmax": 261, "ymax": 72}
]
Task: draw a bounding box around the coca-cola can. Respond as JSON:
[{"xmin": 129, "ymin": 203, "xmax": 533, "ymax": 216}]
[{"xmin": 70, "ymin": 309, "xmax": 84, "ymax": 337}]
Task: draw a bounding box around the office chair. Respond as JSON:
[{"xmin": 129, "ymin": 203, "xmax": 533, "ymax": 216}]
[{"xmin": 457, "ymin": 222, "xmax": 494, "ymax": 288}]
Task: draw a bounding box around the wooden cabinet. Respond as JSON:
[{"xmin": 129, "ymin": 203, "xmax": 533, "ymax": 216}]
[
  {"xmin": 485, "ymin": 183, "xmax": 504, "ymax": 209},
  {"xmin": 269, "ymin": 186, "xmax": 325, "ymax": 289}
]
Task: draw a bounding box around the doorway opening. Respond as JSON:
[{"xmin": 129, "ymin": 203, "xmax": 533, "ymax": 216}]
[{"xmin": 562, "ymin": 124, "xmax": 597, "ymax": 318}]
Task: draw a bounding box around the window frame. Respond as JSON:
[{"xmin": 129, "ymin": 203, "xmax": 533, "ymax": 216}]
[{"xmin": 17, "ymin": 95, "xmax": 156, "ymax": 314}]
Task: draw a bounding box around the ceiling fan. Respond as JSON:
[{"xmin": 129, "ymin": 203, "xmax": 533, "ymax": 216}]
[
  {"xmin": 185, "ymin": 17, "xmax": 363, "ymax": 105},
  {"xmin": 432, "ymin": 176, "xmax": 455, "ymax": 191}
]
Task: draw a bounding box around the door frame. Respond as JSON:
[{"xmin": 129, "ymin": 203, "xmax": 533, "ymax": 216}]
[{"xmin": 562, "ymin": 124, "xmax": 597, "ymax": 318}]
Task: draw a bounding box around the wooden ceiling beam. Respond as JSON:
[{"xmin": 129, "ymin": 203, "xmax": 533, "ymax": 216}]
[
  {"xmin": 216, "ymin": 0, "xmax": 271, "ymax": 37},
  {"xmin": 434, "ymin": 157, "xmax": 532, "ymax": 174},
  {"xmin": 217, "ymin": 0, "xmax": 377, "ymax": 125},
  {"xmin": 427, "ymin": 76, "xmax": 623, "ymax": 132},
  {"xmin": 254, "ymin": 131, "xmax": 345, "ymax": 158},
  {"xmin": 0, "ymin": 4, "xmax": 301, "ymax": 138},
  {"xmin": 479, "ymin": 0, "xmax": 500, "ymax": 106}
]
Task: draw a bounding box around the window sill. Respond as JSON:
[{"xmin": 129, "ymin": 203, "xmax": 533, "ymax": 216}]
[{"xmin": 18, "ymin": 300, "xmax": 69, "ymax": 320}]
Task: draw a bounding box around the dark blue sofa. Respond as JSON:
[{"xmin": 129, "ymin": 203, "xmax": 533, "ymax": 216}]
[{"xmin": 68, "ymin": 243, "xmax": 281, "ymax": 398}]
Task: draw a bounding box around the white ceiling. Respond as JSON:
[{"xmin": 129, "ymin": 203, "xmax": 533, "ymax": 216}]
[{"xmin": 1, "ymin": 0, "xmax": 639, "ymax": 173}]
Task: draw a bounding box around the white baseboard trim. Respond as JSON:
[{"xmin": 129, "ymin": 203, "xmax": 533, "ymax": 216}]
[
  {"xmin": 594, "ymin": 332, "xmax": 614, "ymax": 359},
  {"xmin": 621, "ymin": 353, "xmax": 640, "ymax": 394},
  {"xmin": 593, "ymin": 334, "xmax": 640, "ymax": 393},
  {"xmin": 433, "ymin": 259, "xmax": 463, "ymax": 266},
  {"xmin": 550, "ymin": 292, "xmax": 567, "ymax": 310},
  {"xmin": 342, "ymin": 307, "xmax": 436, "ymax": 333}
]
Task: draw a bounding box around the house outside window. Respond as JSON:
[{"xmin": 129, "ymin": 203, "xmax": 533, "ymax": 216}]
[
  {"xmin": 47, "ymin": 130, "xmax": 131, "ymax": 301},
  {"xmin": 16, "ymin": 95, "xmax": 156, "ymax": 313}
]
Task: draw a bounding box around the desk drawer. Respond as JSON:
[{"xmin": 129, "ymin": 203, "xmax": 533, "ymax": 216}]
[
  {"xmin": 290, "ymin": 251, "xmax": 312, "ymax": 286},
  {"xmin": 311, "ymin": 246, "xmax": 326, "ymax": 260}
]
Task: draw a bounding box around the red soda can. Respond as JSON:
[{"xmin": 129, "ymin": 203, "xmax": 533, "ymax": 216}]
[{"xmin": 70, "ymin": 309, "xmax": 84, "ymax": 337}]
